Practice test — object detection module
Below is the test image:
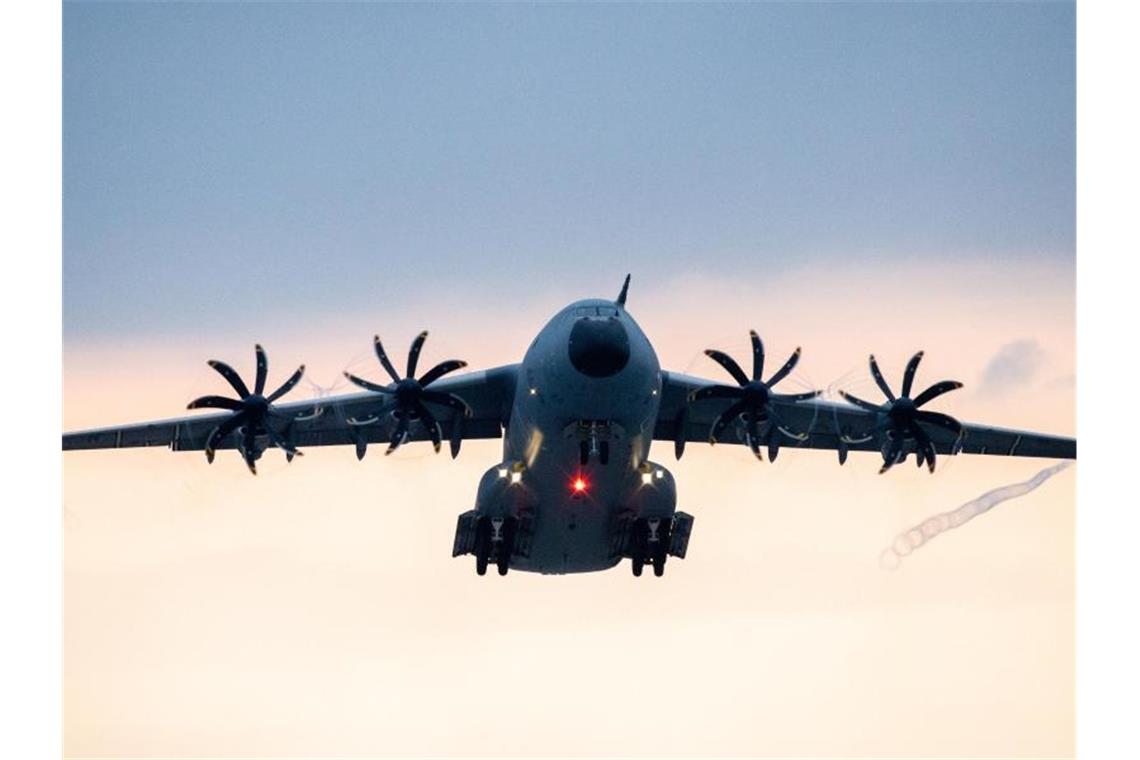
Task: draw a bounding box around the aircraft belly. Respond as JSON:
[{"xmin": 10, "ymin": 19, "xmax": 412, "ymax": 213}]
[
  {"xmin": 515, "ymin": 499, "xmax": 619, "ymax": 575},
  {"xmin": 509, "ymin": 457, "xmax": 627, "ymax": 575}
]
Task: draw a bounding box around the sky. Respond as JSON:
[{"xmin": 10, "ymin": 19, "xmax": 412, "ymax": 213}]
[{"xmin": 63, "ymin": 3, "xmax": 1075, "ymax": 758}]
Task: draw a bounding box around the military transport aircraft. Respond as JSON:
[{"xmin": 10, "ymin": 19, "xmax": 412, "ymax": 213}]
[{"xmin": 63, "ymin": 276, "xmax": 1076, "ymax": 577}]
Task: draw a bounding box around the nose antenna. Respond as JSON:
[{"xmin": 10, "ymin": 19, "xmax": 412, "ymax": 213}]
[{"xmin": 615, "ymin": 274, "xmax": 631, "ymax": 307}]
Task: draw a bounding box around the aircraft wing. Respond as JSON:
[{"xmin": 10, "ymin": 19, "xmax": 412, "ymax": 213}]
[
  {"xmin": 653, "ymin": 371, "xmax": 1075, "ymax": 464},
  {"xmin": 63, "ymin": 365, "xmax": 519, "ymax": 459}
]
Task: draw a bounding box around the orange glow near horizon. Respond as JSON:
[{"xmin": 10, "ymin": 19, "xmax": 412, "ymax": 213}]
[{"xmin": 64, "ymin": 265, "xmax": 1076, "ymax": 757}]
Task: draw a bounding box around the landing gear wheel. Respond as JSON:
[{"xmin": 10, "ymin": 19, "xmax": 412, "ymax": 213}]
[
  {"xmin": 474, "ymin": 517, "xmax": 492, "ymax": 576},
  {"xmin": 652, "ymin": 520, "xmax": 672, "ymax": 577},
  {"xmin": 496, "ymin": 518, "xmax": 517, "ymax": 576},
  {"xmin": 579, "ymin": 441, "xmax": 590, "ymax": 466},
  {"xmin": 599, "ymin": 440, "xmax": 610, "ymax": 465},
  {"xmin": 632, "ymin": 556, "xmax": 644, "ymax": 577}
]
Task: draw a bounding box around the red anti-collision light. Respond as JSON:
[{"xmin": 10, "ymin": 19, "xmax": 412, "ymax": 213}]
[{"xmin": 571, "ymin": 475, "xmax": 588, "ymax": 494}]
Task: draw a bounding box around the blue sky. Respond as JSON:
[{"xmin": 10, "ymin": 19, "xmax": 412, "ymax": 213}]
[{"xmin": 64, "ymin": 2, "xmax": 1074, "ymax": 339}]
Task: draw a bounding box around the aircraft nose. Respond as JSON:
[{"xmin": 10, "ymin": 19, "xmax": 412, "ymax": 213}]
[{"xmin": 568, "ymin": 317, "xmax": 630, "ymax": 378}]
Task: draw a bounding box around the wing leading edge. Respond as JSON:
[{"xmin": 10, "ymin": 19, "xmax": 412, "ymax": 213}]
[
  {"xmin": 63, "ymin": 365, "xmax": 519, "ymax": 458},
  {"xmin": 654, "ymin": 371, "xmax": 1075, "ymax": 464}
]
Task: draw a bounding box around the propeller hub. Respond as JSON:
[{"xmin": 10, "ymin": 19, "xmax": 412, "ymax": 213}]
[
  {"xmin": 395, "ymin": 378, "xmax": 422, "ymax": 404},
  {"xmin": 887, "ymin": 397, "xmax": 917, "ymax": 424},
  {"xmin": 244, "ymin": 394, "xmax": 270, "ymax": 416},
  {"xmin": 742, "ymin": 381, "xmax": 770, "ymax": 406}
]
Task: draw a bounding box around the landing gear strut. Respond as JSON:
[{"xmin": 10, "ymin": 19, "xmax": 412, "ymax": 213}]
[
  {"xmin": 474, "ymin": 517, "xmax": 492, "ymax": 576},
  {"xmin": 496, "ymin": 517, "xmax": 517, "ymax": 576},
  {"xmin": 630, "ymin": 518, "xmax": 648, "ymax": 576},
  {"xmin": 474, "ymin": 516, "xmax": 518, "ymax": 577}
]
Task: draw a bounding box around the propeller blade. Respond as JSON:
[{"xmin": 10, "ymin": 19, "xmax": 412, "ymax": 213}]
[
  {"xmin": 204, "ymin": 413, "xmax": 244, "ymax": 462},
  {"xmin": 343, "ymin": 371, "xmax": 392, "ymax": 395},
  {"xmin": 241, "ymin": 427, "xmax": 259, "ymax": 475},
  {"xmin": 767, "ymin": 426, "xmax": 780, "ymax": 463},
  {"xmin": 348, "ymin": 399, "xmax": 399, "ymax": 427},
  {"xmin": 900, "ymin": 351, "xmax": 925, "ymax": 398},
  {"xmin": 912, "ymin": 424, "xmax": 937, "ymax": 473},
  {"xmin": 704, "ymin": 349, "xmax": 750, "ymax": 386},
  {"xmin": 187, "ymin": 395, "xmax": 243, "ymax": 411},
  {"xmin": 673, "ymin": 406, "xmax": 688, "ymax": 460},
  {"xmin": 913, "ymin": 380, "xmax": 964, "ymax": 408},
  {"xmin": 385, "ymin": 415, "xmax": 410, "ymax": 456},
  {"xmin": 356, "ymin": 437, "xmax": 368, "ymax": 461},
  {"xmin": 765, "ymin": 347, "xmax": 802, "ymax": 387},
  {"xmin": 746, "ymin": 416, "xmax": 763, "ymax": 461},
  {"xmin": 373, "ymin": 336, "xmax": 403, "ymax": 384},
  {"xmin": 420, "ymin": 390, "xmax": 473, "ymax": 417},
  {"xmin": 749, "ymin": 330, "xmax": 765, "ymax": 382},
  {"xmin": 838, "ymin": 390, "xmax": 883, "ymax": 413},
  {"xmin": 689, "ymin": 384, "xmax": 744, "ymax": 402},
  {"xmin": 267, "ymin": 365, "xmax": 305, "ymax": 402},
  {"xmin": 406, "ymin": 330, "xmax": 428, "ymax": 378},
  {"xmin": 869, "ymin": 355, "xmax": 896, "ymax": 401},
  {"xmin": 879, "ymin": 437, "xmax": 904, "ymax": 474},
  {"xmin": 418, "ymin": 359, "xmax": 467, "ymax": 387},
  {"xmin": 772, "ymin": 390, "xmax": 821, "ymax": 402},
  {"xmin": 449, "ymin": 411, "xmax": 464, "ymax": 459},
  {"xmin": 415, "ymin": 401, "xmax": 443, "ymax": 453},
  {"xmin": 709, "ymin": 399, "xmax": 747, "ymax": 444},
  {"xmin": 265, "ymin": 426, "xmax": 302, "ymax": 458},
  {"xmin": 914, "ymin": 410, "xmax": 963, "ymax": 436},
  {"xmin": 254, "ymin": 344, "xmax": 269, "ymax": 395},
  {"xmin": 207, "ymin": 360, "xmax": 251, "ymax": 399}
]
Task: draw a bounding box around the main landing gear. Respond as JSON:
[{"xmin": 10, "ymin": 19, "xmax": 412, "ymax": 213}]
[
  {"xmin": 629, "ymin": 517, "xmax": 672, "ymax": 577},
  {"xmin": 473, "ymin": 515, "xmax": 518, "ymax": 576}
]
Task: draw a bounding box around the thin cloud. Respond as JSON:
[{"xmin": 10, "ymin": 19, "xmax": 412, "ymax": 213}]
[{"xmin": 979, "ymin": 339, "xmax": 1046, "ymax": 396}]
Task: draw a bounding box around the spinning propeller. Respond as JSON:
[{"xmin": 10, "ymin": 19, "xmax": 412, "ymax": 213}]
[
  {"xmin": 690, "ymin": 330, "xmax": 820, "ymax": 461},
  {"xmin": 343, "ymin": 332, "xmax": 472, "ymax": 458},
  {"xmin": 187, "ymin": 345, "xmax": 305, "ymax": 474},
  {"xmin": 838, "ymin": 351, "xmax": 963, "ymax": 474}
]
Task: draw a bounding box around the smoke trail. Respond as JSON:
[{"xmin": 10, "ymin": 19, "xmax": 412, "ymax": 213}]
[{"xmin": 880, "ymin": 460, "xmax": 1073, "ymax": 569}]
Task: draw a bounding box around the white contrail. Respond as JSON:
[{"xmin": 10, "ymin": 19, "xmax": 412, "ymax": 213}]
[{"xmin": 880, "ymin": 460, "xmax": 1074, "ymax": 569}]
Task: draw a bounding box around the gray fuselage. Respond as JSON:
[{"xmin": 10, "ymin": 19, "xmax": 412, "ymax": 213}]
[{"xmin": 472, "ymin": 298, "xmax": 678, "ymax": 574}]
